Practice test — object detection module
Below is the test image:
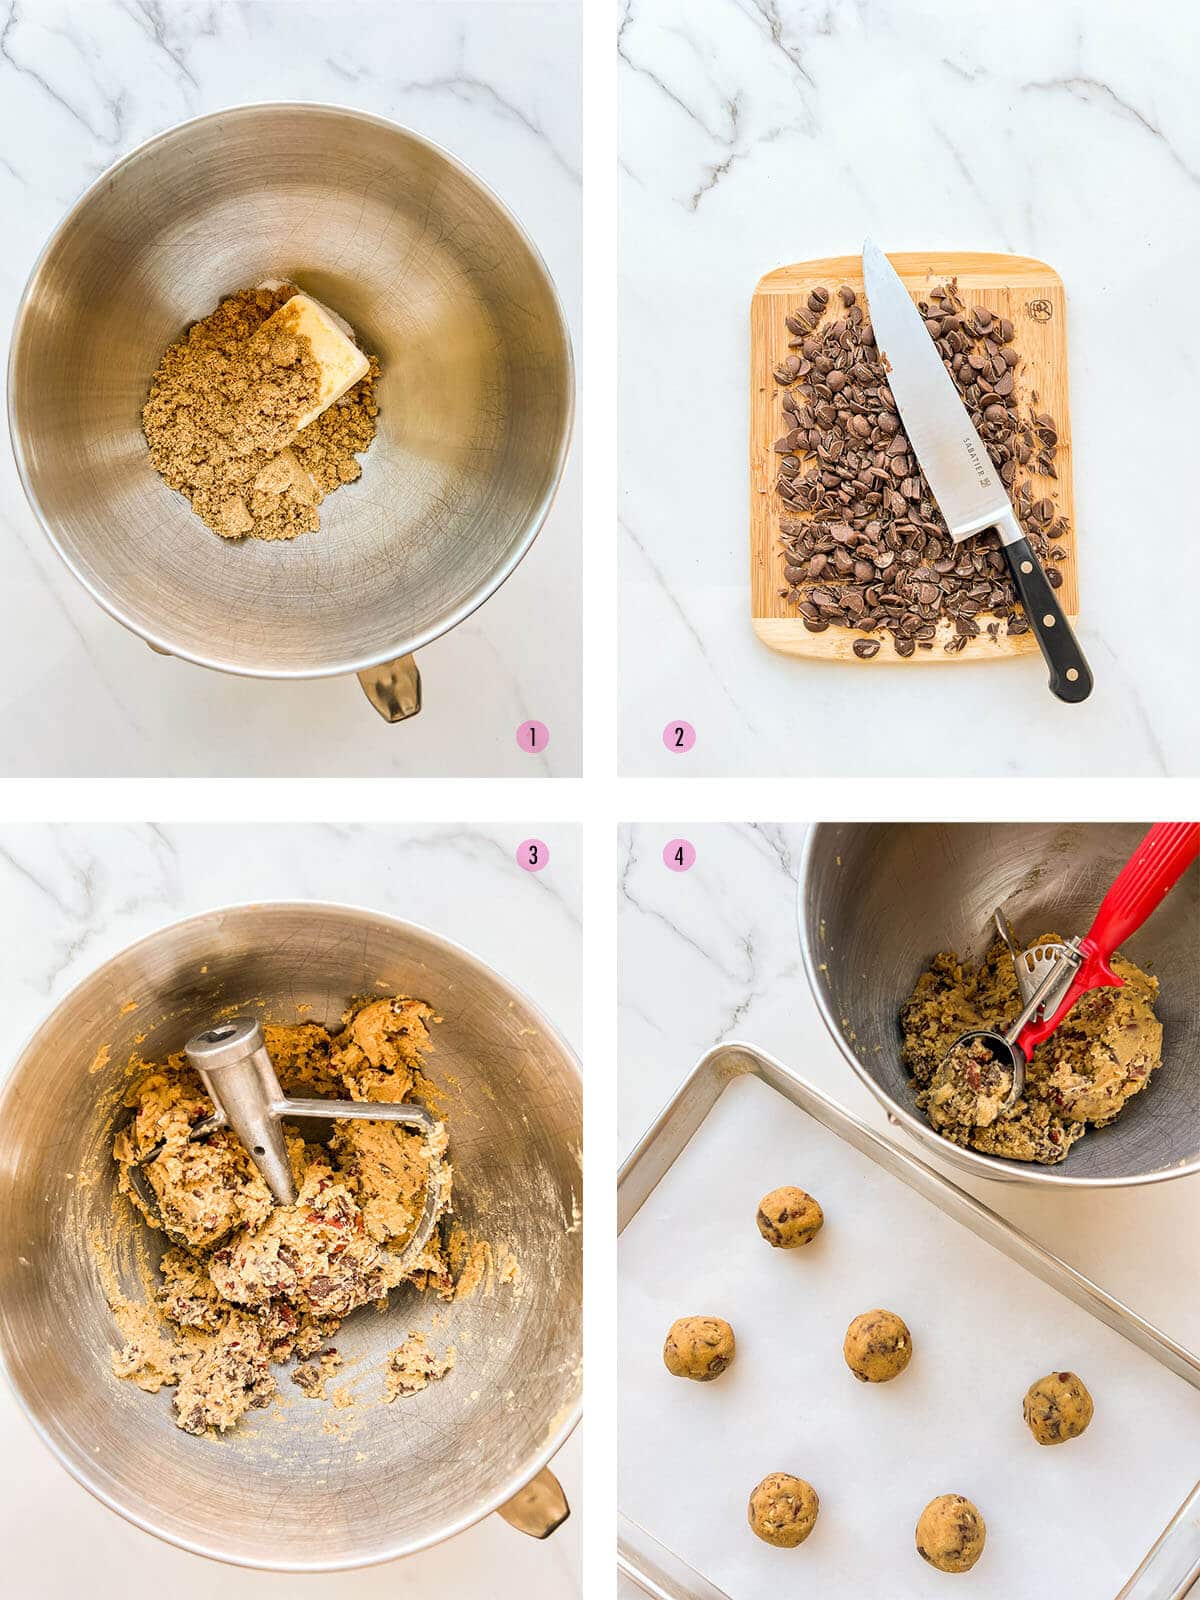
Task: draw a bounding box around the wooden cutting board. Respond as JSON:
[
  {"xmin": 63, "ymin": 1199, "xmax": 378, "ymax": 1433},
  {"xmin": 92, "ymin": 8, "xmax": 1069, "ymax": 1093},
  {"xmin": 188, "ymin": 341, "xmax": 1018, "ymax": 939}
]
[{"xmin": 750, "ymin": 252, "xmax": 1077, "ymax": 661}]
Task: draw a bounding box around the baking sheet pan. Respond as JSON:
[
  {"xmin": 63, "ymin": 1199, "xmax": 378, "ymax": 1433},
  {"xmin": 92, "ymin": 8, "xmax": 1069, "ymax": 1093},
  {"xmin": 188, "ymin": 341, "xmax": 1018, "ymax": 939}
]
[{"xmin": 618, "ymin": 1045, "xmax": 1200, "ymax": 1599}]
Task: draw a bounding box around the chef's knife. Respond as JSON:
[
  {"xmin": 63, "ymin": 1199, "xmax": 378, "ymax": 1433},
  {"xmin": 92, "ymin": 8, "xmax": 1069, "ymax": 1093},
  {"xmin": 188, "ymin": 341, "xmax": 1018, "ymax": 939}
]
[{"xmin": 861, "ymin": 240, "xmax": 1092, "ymax": 703}]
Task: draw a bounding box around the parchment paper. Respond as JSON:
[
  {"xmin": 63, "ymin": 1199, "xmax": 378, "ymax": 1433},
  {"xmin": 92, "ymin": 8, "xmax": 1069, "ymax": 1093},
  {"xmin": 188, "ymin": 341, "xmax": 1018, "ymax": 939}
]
[{"xmin": 619, "ymin": 1073, "xmax": 1200, "ymax": 1599}]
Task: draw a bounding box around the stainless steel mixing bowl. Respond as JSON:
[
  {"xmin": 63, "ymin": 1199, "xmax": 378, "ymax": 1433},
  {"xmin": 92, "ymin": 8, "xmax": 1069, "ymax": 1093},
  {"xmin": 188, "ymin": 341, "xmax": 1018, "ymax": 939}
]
[
  {"xmin": 800, "ymin": 823, "xmax": 1200, "ymax": 1187},
  {"xmin": 8, "ymin": 104, "xmax": 573, "ymax": 721},
  {"xmin": 0, "ymin": 904, "xmax": 582, "ymax": 1569}
]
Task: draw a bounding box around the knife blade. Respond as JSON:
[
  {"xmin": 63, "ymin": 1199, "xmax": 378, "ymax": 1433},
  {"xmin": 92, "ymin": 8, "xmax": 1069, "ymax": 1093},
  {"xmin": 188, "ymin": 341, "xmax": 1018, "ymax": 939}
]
[{"xmin": 861, "ymin": 240, "xmax": 1093, "ymax": 703}]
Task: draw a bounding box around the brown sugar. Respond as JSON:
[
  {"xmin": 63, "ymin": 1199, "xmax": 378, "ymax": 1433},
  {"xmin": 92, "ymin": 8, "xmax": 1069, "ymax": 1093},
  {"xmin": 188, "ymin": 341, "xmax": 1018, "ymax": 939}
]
[{"xmin": 142, "ymin": 284, "xmax": 380, "ymax": 543}]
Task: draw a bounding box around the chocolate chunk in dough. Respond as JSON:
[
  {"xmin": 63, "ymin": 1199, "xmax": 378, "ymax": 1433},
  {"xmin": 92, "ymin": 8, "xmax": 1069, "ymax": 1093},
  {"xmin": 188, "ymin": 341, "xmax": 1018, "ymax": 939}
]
[{"xmin": 291, "ymin": 1347, "xmax": 344, "ymax": 1400}]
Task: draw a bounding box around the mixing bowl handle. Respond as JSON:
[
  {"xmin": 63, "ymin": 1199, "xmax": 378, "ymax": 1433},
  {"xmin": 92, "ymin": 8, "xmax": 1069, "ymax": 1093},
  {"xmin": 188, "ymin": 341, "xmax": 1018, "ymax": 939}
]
[
  {"xmin": 357, "ymin": 653, "xmax": 422, "ymax": 722},
  {"xmin": 142, "ymin": 641, "xmax": 423, "ymax": 721},
  {"xmin": 497, "ymin": 1466, "xmax": 570, "ymax": 1539}
]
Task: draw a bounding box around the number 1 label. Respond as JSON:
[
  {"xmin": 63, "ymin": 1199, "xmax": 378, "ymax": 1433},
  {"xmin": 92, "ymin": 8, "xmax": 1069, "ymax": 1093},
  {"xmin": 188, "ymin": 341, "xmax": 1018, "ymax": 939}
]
[{"xmin": 517, "ymin": 720, "xmax": 550, "ymax": 753}]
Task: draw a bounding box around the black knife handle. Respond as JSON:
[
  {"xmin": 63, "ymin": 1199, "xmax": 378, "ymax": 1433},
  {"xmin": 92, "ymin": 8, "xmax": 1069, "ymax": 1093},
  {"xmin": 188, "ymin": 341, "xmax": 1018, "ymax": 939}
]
[{"xmin": 1000, "ymin": 536, "xmax": 1093, "ymax": 703}]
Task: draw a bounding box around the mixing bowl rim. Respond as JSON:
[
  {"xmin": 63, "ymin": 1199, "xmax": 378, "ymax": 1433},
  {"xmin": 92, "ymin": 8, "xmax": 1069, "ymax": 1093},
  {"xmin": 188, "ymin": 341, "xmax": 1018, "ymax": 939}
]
[
  {"xmin": 0, "ymin": 896, "xmax": 582, "ymax": 1571},
  {"xmin": 797, "ymin": 824, "xmax": 1200, "ymax": 1191},
  {"xmin": 6, "ymin": 100, "xmax": 576, "ymax": 680}
]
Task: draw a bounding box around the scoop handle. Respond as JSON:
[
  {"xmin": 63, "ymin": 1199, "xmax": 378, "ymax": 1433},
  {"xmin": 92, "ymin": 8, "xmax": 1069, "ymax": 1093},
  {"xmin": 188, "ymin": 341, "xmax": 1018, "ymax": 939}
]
[
  {"xmin": 1017, "ymin": 823, "xmax": 1200, "ymax": 1055},
  {"xmin": 1080, "ymin": 822, "xmax": 1200, "ymax": 959}
]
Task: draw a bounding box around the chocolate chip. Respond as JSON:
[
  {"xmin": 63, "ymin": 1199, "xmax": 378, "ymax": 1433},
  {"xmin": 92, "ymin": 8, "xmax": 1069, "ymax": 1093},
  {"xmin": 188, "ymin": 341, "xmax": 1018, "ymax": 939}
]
[{"xmin": 772, "ymin": 280, "xmax": 1068, "ymax": 647}]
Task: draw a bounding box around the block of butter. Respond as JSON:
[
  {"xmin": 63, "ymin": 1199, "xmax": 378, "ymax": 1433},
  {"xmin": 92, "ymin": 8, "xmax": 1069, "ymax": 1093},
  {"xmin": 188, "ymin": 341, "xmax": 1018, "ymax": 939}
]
[{"xmin": 254, "ymin": 291, "xmax": 370, "ymax": 435}]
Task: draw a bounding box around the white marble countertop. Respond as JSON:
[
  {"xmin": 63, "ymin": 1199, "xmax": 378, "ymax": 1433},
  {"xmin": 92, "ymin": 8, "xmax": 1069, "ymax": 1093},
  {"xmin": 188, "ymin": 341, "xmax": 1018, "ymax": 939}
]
[
  {"xmin": 0, "ymin": 823, "xmax": 581, "ymax": 1598},
  {"xmin": 619, "ymin": 0, "xmax": 1200, "ymax": 776},
  {"xmin": 0, "ymin": 0, "xmax": 580, "ymax": 776},
  {"xmin": 618, "ymin": 821, "xmax": 1199, "ymax": 1597}
]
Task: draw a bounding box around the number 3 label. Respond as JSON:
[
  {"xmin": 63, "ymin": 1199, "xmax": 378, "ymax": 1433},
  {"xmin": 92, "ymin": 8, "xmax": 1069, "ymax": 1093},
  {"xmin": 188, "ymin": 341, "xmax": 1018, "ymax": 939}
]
[{"xmin": 517, "ymin": 838, "xmax": 549, "ymax": 872}]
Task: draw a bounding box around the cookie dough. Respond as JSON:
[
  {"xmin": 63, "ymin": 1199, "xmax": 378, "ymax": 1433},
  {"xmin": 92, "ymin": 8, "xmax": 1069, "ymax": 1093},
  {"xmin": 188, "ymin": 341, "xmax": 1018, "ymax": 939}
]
[
  {"xmin": 901, "ymin": 936, "xmax": 1162, "ymax": 1164},
  {"xmin": 748, "ymin": 1473, "xmax": 819, "ymax": 1547},
  {"xmin": 663, "ymin": 1316, "xmax": 735, "ymax": 1382},
  {"xmin": 291, "ymin": 1347, "xmax": 344, "ymax": 1399},
  {"xmin": 916, "ymin": 1494, "xmax": 986, "ymax": 1573},
  {"xmin": 844, "ymin": 1308, "xmax": 912, "ymax": 1383},
  {"xmin": 756, "ymin": 1186, "xmax": 824, "ymax": 1248},
  {"xmin": 925, "ymin": 1036, "xmax": 1013, "ymax": 1131},
  {"xmin": 111, "ymin": 998, "xmax": 457, "ymax": 1435},
  {"xmin": 383, "ymin": 1332, "xmax": 457, "ymax": 1403},
  {"xmin": 1023, "ymin": 1371, "xmax": 1094, "ymax": 1445}
]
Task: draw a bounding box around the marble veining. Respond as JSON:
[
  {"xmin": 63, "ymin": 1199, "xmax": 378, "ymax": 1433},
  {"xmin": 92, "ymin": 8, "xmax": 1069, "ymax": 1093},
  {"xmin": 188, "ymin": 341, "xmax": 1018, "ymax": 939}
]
[
  {"xmin": 619, "ymin": 0, "xmax": 1200, "ymax": 775},
  {"xmin": 0, "ymin": 0, "xmax": 580, "ymax": 776},
  {"xmin": 0, "ymin": 821, "xmax": 581, "ymax": 1595}
]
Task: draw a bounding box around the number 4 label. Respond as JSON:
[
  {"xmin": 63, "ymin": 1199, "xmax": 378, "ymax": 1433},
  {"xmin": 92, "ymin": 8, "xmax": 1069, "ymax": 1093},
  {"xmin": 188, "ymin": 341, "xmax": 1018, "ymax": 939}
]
[{"xmin": 663, "ymin": 839, "xmax": 696, "ymax": 872}]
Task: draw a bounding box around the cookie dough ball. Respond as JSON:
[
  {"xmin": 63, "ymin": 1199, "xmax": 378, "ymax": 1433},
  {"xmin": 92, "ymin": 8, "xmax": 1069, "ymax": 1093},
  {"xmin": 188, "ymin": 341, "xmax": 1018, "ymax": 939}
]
[
  {"xmin": 747, "ymin": 1473, "xmax": 819, "ymax": 1547},
  {"xmin": 1023, "ymin": 1371, "xmax": 1094, "ymax": 1445},
  {"xmin": 756, "ymin": 1186, "xmax": 824, "ymax": 1249},
  {"xmin": 843, "ymin": 1308, "xmax": 912, "ymax": 1383},
  {"xmin": 916, "ymin": 1494, "xmax": 986, "ymax": 1573},
  {"xmin": 663, "ymin": 1316, "xmax": 735, "ymax": 1382}
]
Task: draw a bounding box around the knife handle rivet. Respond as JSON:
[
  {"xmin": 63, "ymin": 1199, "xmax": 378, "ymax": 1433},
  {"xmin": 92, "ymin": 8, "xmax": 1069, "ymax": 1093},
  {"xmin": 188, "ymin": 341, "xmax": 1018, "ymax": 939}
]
[
  {"xmin": 1066, "ymin": 669, "xmax": 1080, "ymax": 682},
  {"xmin": 1043, "ymin": 614, "xmax": 1056, "ymax": 627},
  {"xmin": 1020, "ymin": 560, "xmax": 1033, "ymax": 574}
]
